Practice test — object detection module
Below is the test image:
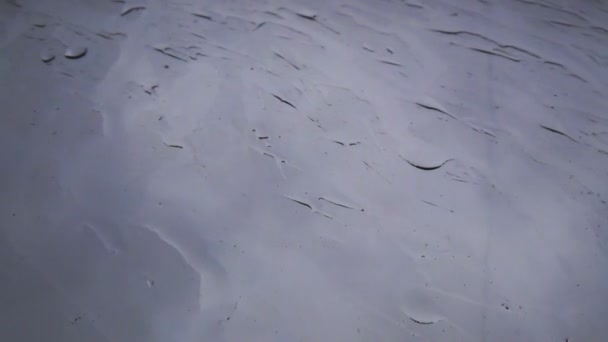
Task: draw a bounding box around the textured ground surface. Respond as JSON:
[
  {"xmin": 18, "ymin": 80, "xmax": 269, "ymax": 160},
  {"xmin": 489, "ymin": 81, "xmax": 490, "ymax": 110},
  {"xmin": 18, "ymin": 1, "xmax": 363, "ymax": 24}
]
[{"xmin": 1, "ymin": 0, "xmax": 608, "ymax": 340}]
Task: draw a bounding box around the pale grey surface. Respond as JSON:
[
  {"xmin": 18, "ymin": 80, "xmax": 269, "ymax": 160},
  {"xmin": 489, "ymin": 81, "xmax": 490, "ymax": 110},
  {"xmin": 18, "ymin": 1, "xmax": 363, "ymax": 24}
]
[{"xmin": 1, "ymin": 0, "xmax": 608, "ymax": 341}]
